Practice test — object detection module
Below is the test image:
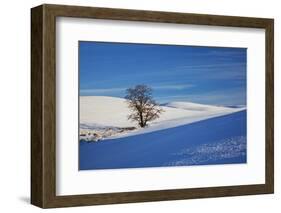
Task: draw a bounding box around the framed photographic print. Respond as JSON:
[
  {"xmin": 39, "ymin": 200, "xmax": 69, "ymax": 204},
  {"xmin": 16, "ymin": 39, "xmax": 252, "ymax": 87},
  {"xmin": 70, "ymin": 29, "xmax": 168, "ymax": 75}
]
[{"xmin": 31, "ymin": 4, "xmax": 274, "ymax": 208}]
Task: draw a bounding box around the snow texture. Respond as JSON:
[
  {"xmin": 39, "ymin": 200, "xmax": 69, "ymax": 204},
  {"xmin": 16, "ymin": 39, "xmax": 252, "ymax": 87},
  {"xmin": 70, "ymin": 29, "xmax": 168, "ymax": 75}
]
[{"xmin": 79, "ymin": 110, "xmax": 247, "ymax": 170}]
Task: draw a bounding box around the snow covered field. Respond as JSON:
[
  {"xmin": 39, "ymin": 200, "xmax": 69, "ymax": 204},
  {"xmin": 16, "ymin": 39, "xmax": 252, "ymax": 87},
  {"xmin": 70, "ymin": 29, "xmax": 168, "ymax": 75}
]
[
  {"xmin": 79, "ymin": 96, "xmax": 246, "ymax": 170},
  {"xmin": 79, "ymin": 110, "xmax": 247, "ymax": 170},
  {"xmin": 80, "ymin": 96, "xmax": 244, "ymax": 141}
]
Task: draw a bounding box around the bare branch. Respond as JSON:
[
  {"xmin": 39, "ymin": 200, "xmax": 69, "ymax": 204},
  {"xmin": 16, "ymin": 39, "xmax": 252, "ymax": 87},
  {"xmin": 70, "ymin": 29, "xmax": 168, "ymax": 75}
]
[{"xmin": 125, "ymin": 85, "xmax": 164, "ymax": 127}]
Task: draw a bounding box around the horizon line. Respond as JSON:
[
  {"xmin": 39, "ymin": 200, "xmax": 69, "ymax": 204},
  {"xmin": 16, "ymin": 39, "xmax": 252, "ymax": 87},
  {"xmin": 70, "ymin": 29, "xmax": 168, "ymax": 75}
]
[{"xmin": 79, "ymin": 95, "xmax": 246, "ymax": 107}]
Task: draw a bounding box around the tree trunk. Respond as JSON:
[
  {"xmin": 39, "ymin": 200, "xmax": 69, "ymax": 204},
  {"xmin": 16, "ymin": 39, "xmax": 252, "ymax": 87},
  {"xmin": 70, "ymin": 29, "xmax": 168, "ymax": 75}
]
[{"xmin": 139, "ymin": 112, "xmax": 144, "ymax": 127}]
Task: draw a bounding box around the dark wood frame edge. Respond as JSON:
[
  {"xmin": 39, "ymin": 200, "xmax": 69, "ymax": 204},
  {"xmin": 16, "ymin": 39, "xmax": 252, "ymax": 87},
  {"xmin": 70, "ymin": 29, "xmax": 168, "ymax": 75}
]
[{"xmin": 31, "ymin": 4, "xmax": 274, "ymax": 208}]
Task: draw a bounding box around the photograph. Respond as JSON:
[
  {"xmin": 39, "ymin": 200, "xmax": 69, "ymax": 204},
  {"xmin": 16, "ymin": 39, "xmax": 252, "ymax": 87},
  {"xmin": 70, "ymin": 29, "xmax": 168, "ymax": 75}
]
[{"xmin": 78, "ymin": 41, "xmax": 247, "ymax": 170}]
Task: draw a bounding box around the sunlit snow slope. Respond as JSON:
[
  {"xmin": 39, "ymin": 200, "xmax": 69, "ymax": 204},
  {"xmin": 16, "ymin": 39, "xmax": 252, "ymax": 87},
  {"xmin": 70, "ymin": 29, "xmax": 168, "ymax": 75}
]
[{"xmin": 80, "ymin": 96, "xmax": 244, "ymax": 139}]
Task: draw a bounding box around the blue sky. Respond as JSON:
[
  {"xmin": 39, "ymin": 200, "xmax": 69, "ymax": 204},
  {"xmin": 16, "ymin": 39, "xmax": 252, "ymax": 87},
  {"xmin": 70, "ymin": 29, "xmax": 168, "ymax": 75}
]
[{"xmin": 79, "ymin": 41, "xmax": 246, "ymax": 105}]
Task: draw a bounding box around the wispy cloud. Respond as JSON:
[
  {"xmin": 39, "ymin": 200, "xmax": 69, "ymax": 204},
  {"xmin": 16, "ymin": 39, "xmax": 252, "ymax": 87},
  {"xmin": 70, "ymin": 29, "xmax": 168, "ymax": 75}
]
[
  {"xmin": 157, "ymin": 88, "xmax": 246, "ymax": 105},
  {"xmin": 80, "ymin": 87, "xmax": 126, "ymax": 94},
  {"xmin": 178, "ymin": 62, "xmax": 246, "ymax": 69},
  {"xmin": 209, "ymin": 49, "xmax": 246, "ymax": 57},
  {"xmin": 152, "ymin": 84, "xmax": 194, "ymax": 90},
  {"xmin": 81, "ymin": 84, "xmax": 194, "ymax": 95}
]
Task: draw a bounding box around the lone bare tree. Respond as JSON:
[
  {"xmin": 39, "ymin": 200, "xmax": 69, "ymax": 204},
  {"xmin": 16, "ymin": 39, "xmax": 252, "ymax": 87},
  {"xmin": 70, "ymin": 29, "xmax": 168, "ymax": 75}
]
[{"xmin": 125, "ymin": 85, "xmax": 164, "ymax": 128}]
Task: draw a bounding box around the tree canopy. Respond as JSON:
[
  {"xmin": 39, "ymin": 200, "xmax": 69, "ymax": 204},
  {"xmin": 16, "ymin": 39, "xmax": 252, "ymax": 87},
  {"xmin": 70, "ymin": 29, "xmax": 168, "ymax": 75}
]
[{"xmin": 125, "ymin": 85, "xmax": 163, "ymax": 127}]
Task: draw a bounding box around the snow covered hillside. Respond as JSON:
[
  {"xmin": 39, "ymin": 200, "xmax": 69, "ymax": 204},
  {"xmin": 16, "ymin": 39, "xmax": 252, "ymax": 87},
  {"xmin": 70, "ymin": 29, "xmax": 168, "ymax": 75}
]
[
  {"xmin": 163, "ymin": 101, "xmax": 244, "ymax": 111},
  {"xmin": 79, "ymin": 110, "xmax": 247, "ymax": 170},
  {"xmin": 80, "ymin": 96, "xmax": 244, "ymax": 141}
]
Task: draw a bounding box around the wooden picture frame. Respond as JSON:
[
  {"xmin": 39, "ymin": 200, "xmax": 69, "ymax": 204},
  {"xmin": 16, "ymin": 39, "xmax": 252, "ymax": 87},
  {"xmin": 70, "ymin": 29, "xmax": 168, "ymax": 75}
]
[{"xmin": 31, "ymin": 4, "xmax": 274, "ymax": 208}]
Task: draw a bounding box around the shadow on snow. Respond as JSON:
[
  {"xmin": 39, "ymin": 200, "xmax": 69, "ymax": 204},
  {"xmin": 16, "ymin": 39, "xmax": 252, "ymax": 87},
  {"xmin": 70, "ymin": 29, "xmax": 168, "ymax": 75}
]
[{"xmin": 79, "ymin": 110, "xmax": 247, "ymax": 170}]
